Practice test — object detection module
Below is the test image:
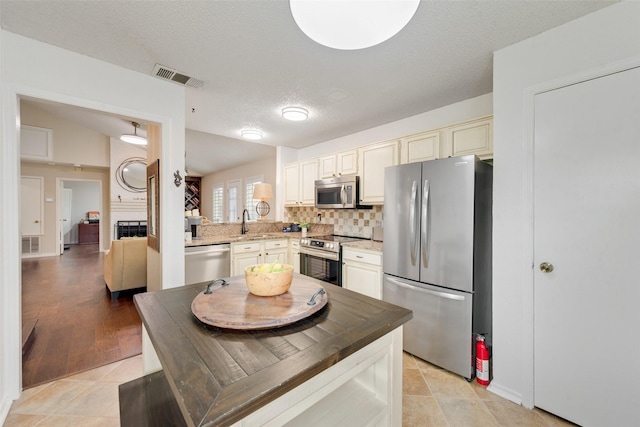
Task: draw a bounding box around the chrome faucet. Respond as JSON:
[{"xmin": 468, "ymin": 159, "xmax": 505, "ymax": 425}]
[{"xmin": 241, "ymin": 209, "xmax": 249, "ymax": 234}]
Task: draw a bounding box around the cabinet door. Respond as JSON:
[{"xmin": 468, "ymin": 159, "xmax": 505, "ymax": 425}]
[
  {"xmin": 232, "ymin": 252, "xmax": 262, "ymax": 276},
  {"xmin": 337, "ymin": 150, "xmax": 358, "ymax": 175},
  {"xmin": 445, "ymin": 117, "xmax": 493, "ymax": 159},
  {"xmin": 401, "ymin": 131, "xmax": 440, "ymax": 164},
  {"xmin": 265, "ymin": 248, "xmax": 288, "ymax": 264},
  {"xmin": 289, "ymin": 240, "xmax": 301, "ymax": 273},
  {"xmin": 358, "ymin": 140, "xmax": 399, "ymax": 204},
  {"xmin": 283, "ymin": 163, "xmax": 300, "ymax": 205},
  {"xmin": 343, "ymin": 261, "xmax": 382, "ymax": 299},
  {"xmin": 318, "ymin": 155, "xmax": 337, "ymax": 179},
  {"xmin": 299, "ymin": 160, "xmax": 318, "ymax": 205}
]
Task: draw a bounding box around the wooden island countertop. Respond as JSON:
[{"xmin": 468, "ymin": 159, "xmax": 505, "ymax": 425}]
[{"xmin": 125, "ymin": 274, "xmax": 412, "ymax": 427}]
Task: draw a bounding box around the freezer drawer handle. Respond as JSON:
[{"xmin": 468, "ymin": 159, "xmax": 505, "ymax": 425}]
[
  {"xmin": 386, "ymin": 277, "xmax": 464, "ymax": 301},
  {"xmin": 185, "ymin": 247, "xmax": 231, "ymax": 257}
]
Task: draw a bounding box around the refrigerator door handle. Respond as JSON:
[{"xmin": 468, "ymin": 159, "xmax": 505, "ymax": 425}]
[
  {"xmin": 409, "ymin": 180, "xmax": 418, "ymax": 266},
  {"xmin": 422, "ymin": 179, "xmax": 430, "ymax": 267},
  {"xmin": 386, "ymin": 276, "xmax": 465, "ymax": 301}
]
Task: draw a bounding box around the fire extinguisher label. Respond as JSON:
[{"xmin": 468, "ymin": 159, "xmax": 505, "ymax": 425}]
[{"xmin": 476, "ymin": 358, "xmax": 489, "ymax": 381}]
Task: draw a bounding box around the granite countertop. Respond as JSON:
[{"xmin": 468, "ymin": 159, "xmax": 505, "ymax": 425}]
[
  {"xmin": 341, "ymin": 239, "xmax": 383, "ymax": 252},
  {"xmin": 133, "ymin": 275, "xmax": 412, "ymax": 426},
  {"xmin": 185, "ymin": 233, "xmax": 384, "ymax": 254},
  {"xmin": 185, "ymin": 231, "xmax": 329, "ymax": 247}
]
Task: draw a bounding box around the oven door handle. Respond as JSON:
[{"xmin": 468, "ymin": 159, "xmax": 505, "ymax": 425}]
[{"xmin": 299, "ymin": 247, "xmax": 340, "ymax": 261}]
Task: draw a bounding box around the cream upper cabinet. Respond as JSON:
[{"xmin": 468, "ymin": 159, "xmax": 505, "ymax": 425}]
[
  {"xmin": 443, "ymin": 116, "xmax": 493, "ymax": 160},
  {"xmin": 318, "ymin": 149, "xmax": 358, "ymax": 178},
  {"xmin": 284, "ymin": 160, "xmax": 318, "ymax": 206},
  {"xmin": 358, "ymin": 140, "xmax": 399, "ymax": 204},
  {"xmin": 400, "ymin": 130, "xmax": 441, "ymax": 164}
]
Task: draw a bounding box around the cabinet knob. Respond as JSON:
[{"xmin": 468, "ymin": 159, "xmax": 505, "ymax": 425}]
[{"xmin": 34, "ymin": 220, "xmax": 39, "ymax": 223}]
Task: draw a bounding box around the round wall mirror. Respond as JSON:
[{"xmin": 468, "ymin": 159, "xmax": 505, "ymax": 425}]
[{"xmin": 116, "ymin": 157, "xmax": 147, "ymax": 193}]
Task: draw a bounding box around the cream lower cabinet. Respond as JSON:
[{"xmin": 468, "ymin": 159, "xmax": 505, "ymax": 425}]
[
  {"xmin": 342, "ymin": 247, "xmax": 382, "ymax": 300},
  {"xmin": 231, "ymin": 239, "xmax": 289, "ymax": 275},
  {"xmin": 358, "ymin": 140, "xmax": 399, "ymax": 205},
  {"xmin": 289, "ymin": 239, "xmax": 301, "ymax": 273}
]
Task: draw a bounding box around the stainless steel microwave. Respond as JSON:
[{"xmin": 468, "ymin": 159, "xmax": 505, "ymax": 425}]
[{"xmin": 315, "ymin": 175, "xmax": 371, "ymax": 209}]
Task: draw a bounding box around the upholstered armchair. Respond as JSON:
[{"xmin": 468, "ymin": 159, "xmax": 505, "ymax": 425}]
[{"xmin": 103, "ymin": 237, "xmax": 147, "ymax": 300}]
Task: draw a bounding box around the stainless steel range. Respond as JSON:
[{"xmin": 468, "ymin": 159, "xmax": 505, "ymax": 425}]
[{"xmin": 299, "ymin": 235, "xmax": 360, "ymax": 286}]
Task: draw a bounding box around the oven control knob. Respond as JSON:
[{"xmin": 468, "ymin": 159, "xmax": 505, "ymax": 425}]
[{"xmin": 328, "ymin": 243, "xmax": 334, "ymax": 249}]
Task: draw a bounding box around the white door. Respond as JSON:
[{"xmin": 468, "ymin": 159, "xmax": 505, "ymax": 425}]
[
  {"xmin": 62, "ymin": 188, "xmax": 72, "ymax": 251},
  {"xmin": 21, "ymin": 176, "xmax": 44, "ymax": 236},
  {"xmin": 533, "ymin": 66, "xmax": 640, "ymax": 426}
]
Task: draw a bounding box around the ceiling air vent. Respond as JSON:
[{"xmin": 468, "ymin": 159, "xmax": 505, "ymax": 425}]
[{"xmin": 152, "ymin": 64, "xmax": 205, "ymax": 89}]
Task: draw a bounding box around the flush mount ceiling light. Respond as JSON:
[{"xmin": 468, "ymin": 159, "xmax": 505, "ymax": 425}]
[
  {"xmin": 282, "ymin": 106, "xmax": 309, "ymax": 121},
  {"xmin": 289, "ymin": 0, "xmax": 420, "ymax": 50},
  {"xmin": 120, "ymin": 121, "xmax": 147, "ymax": 146},
  {"xmin": 241, "ymin": 129, "xmax": 263, "ymax": 140}
]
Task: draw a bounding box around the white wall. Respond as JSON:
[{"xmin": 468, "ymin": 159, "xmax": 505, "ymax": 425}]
[
  {"xmin": 492, "ymin": 1, "xmax": 640, "ymax": 407},
  {"xmin": 1, "ymin": 30, "xmax": 186, "ymax": 421},
  {"xmin": 201, "ymin": 153, "xmax": 277, "ymax": 222}
]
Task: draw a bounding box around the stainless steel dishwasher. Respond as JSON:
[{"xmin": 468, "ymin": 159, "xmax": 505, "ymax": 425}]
[{"xmin": 185, "ymin": 244, "xmax": 231, "ymax": 285}]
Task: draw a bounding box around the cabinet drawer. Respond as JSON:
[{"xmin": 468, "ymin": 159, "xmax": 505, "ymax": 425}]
[
  {"xmin": 265, "ymin": 239, "xmax": 287, "ymax": 250},
  {"xmin": 289, "ymin": 239, "xmax": 300, "ymax": 249},
  {"xmin": 342, "ymin": 248, "xmax": 382, "ymax": 266},
  {"xmin": 232, "ymin": 242, "xmax": 261, "ymax": 254}
]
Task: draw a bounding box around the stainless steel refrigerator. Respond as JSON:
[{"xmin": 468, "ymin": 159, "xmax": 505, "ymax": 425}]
[{"xmin": 383, "ymin": 155, "xmax": 492, "ymax": 379}]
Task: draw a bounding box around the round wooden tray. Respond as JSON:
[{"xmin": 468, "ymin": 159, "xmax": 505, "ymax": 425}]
[{"xmin": 191, "ymin": 276, "xmax": 329, "ymax": 330}]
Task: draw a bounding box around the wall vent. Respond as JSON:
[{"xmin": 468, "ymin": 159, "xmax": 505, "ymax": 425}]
[
  {"xmin": 22, "ymin": 236, "xmax": 40, "ymax": 255},
  {"xmin": 152, "ymin": 64, "xmax": 205, "ymax": 88}
]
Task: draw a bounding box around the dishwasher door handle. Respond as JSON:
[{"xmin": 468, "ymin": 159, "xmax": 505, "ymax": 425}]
[{"xmin": 185, "ymin": 247, "xmax": 231, "ymax": 257}]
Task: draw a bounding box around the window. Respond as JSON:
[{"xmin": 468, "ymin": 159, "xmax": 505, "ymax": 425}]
[
  {"xmin": 212, "ymin": 183, "xmax": 223, "ymax": 223},
  {"xmin": 227, "ymin": 179, "xmax": 241, "ymax": 222},
  {"xmin": 244, "ymin": 176, "xmax": 263, "ymax": 221}
]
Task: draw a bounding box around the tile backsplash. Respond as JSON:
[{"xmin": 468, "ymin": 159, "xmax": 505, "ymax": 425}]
[{"xmin": 284, "ymin": 205, "xmax": 383, "ymax": 239}]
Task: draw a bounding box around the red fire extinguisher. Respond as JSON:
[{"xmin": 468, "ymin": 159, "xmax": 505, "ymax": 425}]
[{"xmin": 476, "ymin": 334, "xmax": 490, "ymax": 386}]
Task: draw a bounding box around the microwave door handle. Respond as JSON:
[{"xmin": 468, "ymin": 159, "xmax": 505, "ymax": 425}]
[
  {"xmin": 422, "ymin": 179, "xmax": 430, "ymax": 268},
  {"xmin": 340, "ymin": 185, "xmax": 347, "ymax": 207},
  {"xmin": 409, "ymin": 181, "xmax": 418, "ymax": 266}
]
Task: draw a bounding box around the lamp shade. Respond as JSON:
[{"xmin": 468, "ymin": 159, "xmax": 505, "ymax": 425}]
[{"xmin": 253, "ymin": 183, "xmax": 273, "ymax": 200}]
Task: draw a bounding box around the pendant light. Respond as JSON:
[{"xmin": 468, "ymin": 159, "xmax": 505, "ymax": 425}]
[{"xmin": 120, "ymin": 121, "xmax": 147, "ymax": 146}]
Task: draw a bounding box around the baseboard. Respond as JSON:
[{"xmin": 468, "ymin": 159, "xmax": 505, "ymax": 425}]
[
  {"xmin": 1, "ymin": 396, "xmax": 13, "ymax": 425},
  {"xmin": 21, "ymin": 251, "xmax": 58, "ymax": 259},
  {"xmin": 486, "ymin": 381, "xmax": 523, "ymax": 406}
]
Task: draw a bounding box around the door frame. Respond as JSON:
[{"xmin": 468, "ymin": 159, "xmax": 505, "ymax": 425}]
[
  {"xmin": 520, "ymin": 56, "xmax": 640, "ymax": 409},
  {"xmin": 56, "ymin": 178, "xmax": 103, "ymax": 254}
]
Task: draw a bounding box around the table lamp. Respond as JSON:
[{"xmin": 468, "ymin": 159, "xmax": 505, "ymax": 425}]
[{"xmin": 253, "ymin": 183, "xmax": 273, "ymax": 221}]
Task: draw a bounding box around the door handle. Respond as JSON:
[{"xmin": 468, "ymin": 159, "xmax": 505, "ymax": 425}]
[{"xmin": 539, "ymin": 262, "xmax": 554, "ymax": 273}]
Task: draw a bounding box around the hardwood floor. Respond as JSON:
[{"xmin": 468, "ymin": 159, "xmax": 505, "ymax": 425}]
[{"xmin": 21, "ymin": 244, "xmax": 143, "ymax": 389}]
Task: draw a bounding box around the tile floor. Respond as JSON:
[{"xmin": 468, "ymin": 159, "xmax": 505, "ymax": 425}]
[{"xmin": 5, "ymin": 352, "xmax": 575, "ymax": 426}]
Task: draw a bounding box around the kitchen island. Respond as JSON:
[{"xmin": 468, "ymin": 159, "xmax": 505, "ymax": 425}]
[{"xmin": 121, "ymin": 274, "xmax": 412, "ymax": 426}]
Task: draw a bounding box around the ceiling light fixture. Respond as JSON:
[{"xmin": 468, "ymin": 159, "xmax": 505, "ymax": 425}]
[
  {"xmin": 120, "ymin": 121, "xmax": 147, "ymax": 145},
  {"xmin": 282, "ymin": 106, "xmax": 309, "ymax": 121},
  {"xmin": 241, "ymin": 129, "xmax": 263, "ymax": 140},
  {"xmin": 290, "ymin": 0, "xmax": 420, "ymax": 50}
]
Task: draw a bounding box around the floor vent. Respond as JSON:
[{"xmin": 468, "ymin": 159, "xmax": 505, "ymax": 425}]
[
  {"xmin": 152, "ymin": 64, "xmax": 205, "ymax": 88},
  {"xmin": 22, "ymin": 236, "xmax": 40, "ymax": 254}
]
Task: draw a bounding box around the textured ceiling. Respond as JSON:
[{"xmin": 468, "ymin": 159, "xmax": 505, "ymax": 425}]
[{"xmin": 1, "ymin": 0, "xmax": 617, "ymax": 174}]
